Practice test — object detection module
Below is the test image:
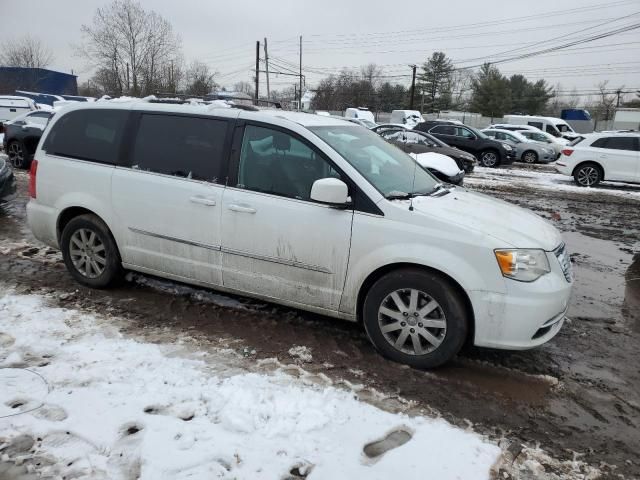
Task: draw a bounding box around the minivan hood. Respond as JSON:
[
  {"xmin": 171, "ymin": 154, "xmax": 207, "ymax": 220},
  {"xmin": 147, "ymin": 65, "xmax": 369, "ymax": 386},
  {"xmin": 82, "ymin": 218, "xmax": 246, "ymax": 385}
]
[{"xmin": 408, "ymin": 188, "xmax": 562, "ymax": 250}]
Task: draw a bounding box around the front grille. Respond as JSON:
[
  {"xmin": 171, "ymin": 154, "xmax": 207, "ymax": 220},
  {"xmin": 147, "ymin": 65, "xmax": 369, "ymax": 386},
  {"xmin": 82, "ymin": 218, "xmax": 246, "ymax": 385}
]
[{"xmin": 554, "ymin": 243, "xmax": 572, "ymax": 282}]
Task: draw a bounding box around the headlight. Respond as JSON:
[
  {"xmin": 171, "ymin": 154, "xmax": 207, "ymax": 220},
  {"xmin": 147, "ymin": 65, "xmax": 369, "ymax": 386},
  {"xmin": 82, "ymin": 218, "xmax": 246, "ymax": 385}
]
[
  {"xmin": 502, "ymin": 143, "xmax": 512, "ymax": 151},
  {"xmin": 494, "ymin": 249, "xmax": 550, "ymax": 282}
]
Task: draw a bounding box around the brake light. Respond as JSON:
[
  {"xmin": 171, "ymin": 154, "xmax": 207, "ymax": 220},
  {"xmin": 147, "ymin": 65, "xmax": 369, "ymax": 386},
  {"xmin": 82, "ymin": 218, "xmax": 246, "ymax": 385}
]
[
  {"xmin": 561, "ymin": 149, "xmax": 574, "ymax": 156},
  {"xmin": 29, "ymin": 159, "xmax": 38, "ymax": 198}
]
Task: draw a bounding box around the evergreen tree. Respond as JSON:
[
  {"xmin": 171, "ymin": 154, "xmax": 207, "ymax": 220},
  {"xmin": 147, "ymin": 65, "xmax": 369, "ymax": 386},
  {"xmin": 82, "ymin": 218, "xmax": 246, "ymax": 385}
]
[{"xmin": 418, "ymin": 52, "xmax": 454, "ymax": 113}]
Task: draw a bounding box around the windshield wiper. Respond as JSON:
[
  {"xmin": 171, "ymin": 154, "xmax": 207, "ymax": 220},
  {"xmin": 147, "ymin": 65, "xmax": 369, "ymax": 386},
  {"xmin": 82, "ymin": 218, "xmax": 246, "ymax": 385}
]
[
  {"xmin": 429, "ymin": 183, "xmax": 451, "ymax": 196},
  {"xmin": 385, "ymin": 191, "xmax": 413, "ymax": 200}
]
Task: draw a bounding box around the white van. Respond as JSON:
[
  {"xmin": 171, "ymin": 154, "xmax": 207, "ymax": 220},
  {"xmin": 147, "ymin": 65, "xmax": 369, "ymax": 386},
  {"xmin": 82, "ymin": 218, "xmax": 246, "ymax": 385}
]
[
  {"xmin": 27, "ymin": 102, "xmax": 573, "ymax": 368},
  {"xmin": 503, "ymin": 115, "xmax": 578, "ymax": 140},
  {"xmin": 345, "ymin": 107, "xmax": 375, "ymax": 123},
  {"xmin": 0, "ymin": 96, "xmax": 38, "ymax": 123},
  {"xmin": 390, "ymin": 110, "xmax": 424, "ymax": 128}
]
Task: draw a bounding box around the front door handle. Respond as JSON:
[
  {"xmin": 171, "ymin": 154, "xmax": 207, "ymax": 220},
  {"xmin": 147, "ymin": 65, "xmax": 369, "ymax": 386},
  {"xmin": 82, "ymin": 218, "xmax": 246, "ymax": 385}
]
[
  {"xmin": 228, "ymin": 203, "xmax": 256, "ymax": 214},
  {"xmin": 189, "ymin": 196, "xmax": 216, "ymax": 206}
]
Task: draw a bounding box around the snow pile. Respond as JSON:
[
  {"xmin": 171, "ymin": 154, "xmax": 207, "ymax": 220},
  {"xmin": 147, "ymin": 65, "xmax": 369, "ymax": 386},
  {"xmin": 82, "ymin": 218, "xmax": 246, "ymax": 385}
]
[
  {"xmin": 467, "ymin": 166, "xmax": 640, "ymax": 200},
  {"xmin": 0, "ymin": 291, "xmax": 501, "ymax": 479},
  {"xmin": 288, "ymin": 345, "xmax": 313, "ymax": 363}
]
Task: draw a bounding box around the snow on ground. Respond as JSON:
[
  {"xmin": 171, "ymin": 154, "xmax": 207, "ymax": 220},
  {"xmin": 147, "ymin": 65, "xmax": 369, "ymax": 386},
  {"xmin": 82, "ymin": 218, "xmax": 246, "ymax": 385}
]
[
  {"xmin": 0, "ymin": 290, "xmax": 501, "ymax": 479},
  {"xmin": 466, "ymin": 166, "xmax": 640, "ymax": 200}
]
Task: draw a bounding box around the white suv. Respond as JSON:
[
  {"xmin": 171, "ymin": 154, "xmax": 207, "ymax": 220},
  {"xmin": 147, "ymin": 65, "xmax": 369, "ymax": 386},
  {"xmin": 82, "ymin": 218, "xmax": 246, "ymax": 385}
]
[
  {"xmin": 27, "ymin": 101, "xmax": 573, "ymax": 368},
  {"xmin": 556, "ymin": 133, "xmax": 640, "ymax": 186}
]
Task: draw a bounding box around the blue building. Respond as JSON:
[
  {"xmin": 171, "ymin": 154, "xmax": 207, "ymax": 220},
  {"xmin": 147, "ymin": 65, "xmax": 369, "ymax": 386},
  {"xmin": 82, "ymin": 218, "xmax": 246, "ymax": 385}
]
[{"xmin": 0, "ymin": 67, "xmax": 78, "ymax": 96}]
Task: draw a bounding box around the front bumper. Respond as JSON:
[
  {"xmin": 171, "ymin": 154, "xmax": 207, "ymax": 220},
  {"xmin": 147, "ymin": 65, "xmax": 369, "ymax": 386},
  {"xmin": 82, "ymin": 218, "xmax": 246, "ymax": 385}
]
[{"xmin": 471, "ymin": 248, "xmax": 573, "ymax": 350}]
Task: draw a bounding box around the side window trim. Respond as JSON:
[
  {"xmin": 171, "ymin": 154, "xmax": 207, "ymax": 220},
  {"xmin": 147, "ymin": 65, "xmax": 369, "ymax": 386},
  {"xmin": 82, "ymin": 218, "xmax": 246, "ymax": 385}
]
[{"xmin": 228, "ymin": 120, "xmax": 382, "ymax": 215}]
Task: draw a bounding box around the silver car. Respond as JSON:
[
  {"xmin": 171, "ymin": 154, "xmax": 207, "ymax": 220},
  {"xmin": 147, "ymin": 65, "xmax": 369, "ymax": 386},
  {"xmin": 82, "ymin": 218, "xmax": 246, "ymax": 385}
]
[{"xmin": 482, "ymin": 128, "xmax": 556, "ymax": 164}]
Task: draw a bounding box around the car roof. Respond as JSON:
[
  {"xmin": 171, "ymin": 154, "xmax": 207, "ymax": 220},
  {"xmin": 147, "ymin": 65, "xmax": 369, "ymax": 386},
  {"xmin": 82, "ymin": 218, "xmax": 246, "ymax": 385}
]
[
  {"xmin": 585, "ymin": 131, "xmax": 640, "ymax": 139},
  {"xmin": 52, "ymin": 100, "xmax": 353, "ymax": 128}
]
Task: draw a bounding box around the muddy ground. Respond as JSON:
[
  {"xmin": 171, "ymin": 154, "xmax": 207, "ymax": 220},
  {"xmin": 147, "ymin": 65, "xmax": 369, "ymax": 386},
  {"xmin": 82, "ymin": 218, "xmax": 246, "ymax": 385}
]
[{"xmin": 1, "ymin": 162, "xmax": 639, "ymax": 478}]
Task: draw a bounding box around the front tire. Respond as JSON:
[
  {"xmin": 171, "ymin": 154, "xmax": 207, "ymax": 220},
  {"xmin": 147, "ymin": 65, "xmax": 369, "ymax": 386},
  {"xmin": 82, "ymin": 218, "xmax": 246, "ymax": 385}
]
[
  {"xmin": 522, "ymin": 150, "xmax": 538, "ymax": 164},
  {"xmin": 573, "ymin": 163, "xmax": 602, "ymax": 187},
  {"xmin": 363, "ymin": 269, "xmax": 468, "ymax": 369},
  {"xmin": 479, "ymin": 150, "xmax": 499, "ymax": 167},
  {"xmin": 60, "ymin": 214, "xmax": 123, "ymax": 288}
]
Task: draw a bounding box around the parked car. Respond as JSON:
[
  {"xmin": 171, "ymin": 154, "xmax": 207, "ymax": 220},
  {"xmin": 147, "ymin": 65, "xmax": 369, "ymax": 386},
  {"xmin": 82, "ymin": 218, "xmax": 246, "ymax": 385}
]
[
  {"xmin": 377, "ymin": 126, "xmax": 476, "ymax": 173},
  {"xmin": 345, "ymin": 107, "xmax": 375, "ymax": 123},
  {"xmin": 492, "ymin": 124, "xmax": 569, "ymax": 156},
  {"xmin": 390, "ymin": 110, "xmax": 424, "ymax": 128},
  {"xmin": 412, "ymin": 152, "xmax": 465, "ymax": 185},
  {"xmin": 482, "ymin": 128, "xmax": 556, "ymax": 164},
  {"xmin": 0, "ymin": 95, "xmax": 38, "ymax": 123},
  {"xmin": 15, "ymin": 90, "xmax": 66, "ymax": 107},
  {"xmin": 555, "ymin": 132, "xmax": 640, "ymax": 186},
  {"xmin": 27, "ymin": 103, "xmax": 572, "ymax": 369},
  {"xmin": 0, "ymin": 156, "xmax": 16, "ymax": 204},
  {"xmin": 503, "ymin": 115, "xmax": 579, "ymax": 140},
  {"xmin": 2, "ymin": 110, "xmax": 54, "ymax": 168},
  {"xmin": 415, "ymin": 120, "xmax": 515, "ymax": 167}
]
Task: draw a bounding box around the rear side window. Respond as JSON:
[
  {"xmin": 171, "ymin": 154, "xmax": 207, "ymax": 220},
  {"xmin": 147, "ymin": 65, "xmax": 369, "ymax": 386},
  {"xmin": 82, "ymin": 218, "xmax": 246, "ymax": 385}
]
[
  {"xmin": 601, "ymin": 137, "xmax": 637, "ymax": 151},
  {"xmin": 528, "ymin": 121, "xmax": 543, "ymax": 130},
  {"xmin": 131, "ymin": 114, "xmax": 228, "ymax": 183},
  {"xmin": 43, "ymin": 109, "xmax": 128, "ymax": 164},
  {"xmin": 430, "ymin": 125, "xmax": 455, "ymax": 135}
]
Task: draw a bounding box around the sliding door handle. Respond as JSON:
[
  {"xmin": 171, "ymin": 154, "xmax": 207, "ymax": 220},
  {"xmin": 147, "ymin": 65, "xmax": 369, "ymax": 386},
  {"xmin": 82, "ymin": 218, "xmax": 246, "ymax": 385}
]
[{"xmin": 190, "ymin": 196, "xmax": 217, "ymax": 206}]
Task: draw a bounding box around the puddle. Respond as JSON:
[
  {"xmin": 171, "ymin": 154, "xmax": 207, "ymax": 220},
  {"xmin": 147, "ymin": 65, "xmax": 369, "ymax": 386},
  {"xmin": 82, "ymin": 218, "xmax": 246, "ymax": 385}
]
[
  {"xmin": 623, "ymin": 254, "xmax": 640, "ymax": 333},
  {"xmin": 434, "ymin": 360, "xmax": 555, "ymax": 404}
]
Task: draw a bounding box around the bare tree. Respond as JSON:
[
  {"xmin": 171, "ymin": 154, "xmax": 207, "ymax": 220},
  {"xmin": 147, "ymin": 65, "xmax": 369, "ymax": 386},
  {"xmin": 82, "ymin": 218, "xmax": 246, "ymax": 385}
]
[
  {"xmin": 234, "ymin": 81, "xmax": 255, "ymax": 97},
  {"xmin": 185, "ymin": 61, "xmax": 216, "ymax": 97},
  {"xmin": 0, "ymin": 36, "xmax": 53, "ymax": 68},
  {"xmin": 78, "ymin": 0, "xmax": 180, "ymax": 96}
]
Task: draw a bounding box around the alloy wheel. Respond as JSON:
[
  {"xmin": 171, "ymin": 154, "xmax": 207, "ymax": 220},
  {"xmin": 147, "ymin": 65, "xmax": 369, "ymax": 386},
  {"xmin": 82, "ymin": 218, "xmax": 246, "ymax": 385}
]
[
  {"xmin": 481, "ymin": 152, "xmax": 497, "ymax": 167},
  {"xmin": 577, "ymin": 166, "xmax": 599, "ymax": 186},
  {"xmin": 377, "ymin": 288, "xmax": 447, "ymax": 355},
  {"xmin": 8, "ymin": 143, "xmax": 24, "ymax": 168},
  {"xmin": 523, "ymin": 152, "xmax": 537, "ymax": 164},
  {"xmin": 69, "ymin": 228, "xmax": 107, "ymax": 279}
]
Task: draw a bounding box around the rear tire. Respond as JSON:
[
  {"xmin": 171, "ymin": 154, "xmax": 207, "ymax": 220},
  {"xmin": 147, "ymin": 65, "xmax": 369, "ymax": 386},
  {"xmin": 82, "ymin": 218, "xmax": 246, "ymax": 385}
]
[
  {"xmin": 60, "ymin": 214, "xmax": 123, "ymax": 288},
  {"xmin": 363, "ymin": 268, "xmax": 468, "ymax": 369},
  {"xmin": 479, "ymin": 150, "xmax": 499, "ymax": 167},
  {"xmin": 573, "ymin": 163, "xmax": 602, "ymax": 187},
  {"xmin": 522, "ymin": 150, "xmax": 538, "ymax": 164}
]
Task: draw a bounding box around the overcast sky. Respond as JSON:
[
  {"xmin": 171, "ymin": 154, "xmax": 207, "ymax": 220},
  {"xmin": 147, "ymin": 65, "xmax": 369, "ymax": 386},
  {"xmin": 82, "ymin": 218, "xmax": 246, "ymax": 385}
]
[{"xmin": 2, "ymin": 0, "xmax": 639, "ymax": 99}]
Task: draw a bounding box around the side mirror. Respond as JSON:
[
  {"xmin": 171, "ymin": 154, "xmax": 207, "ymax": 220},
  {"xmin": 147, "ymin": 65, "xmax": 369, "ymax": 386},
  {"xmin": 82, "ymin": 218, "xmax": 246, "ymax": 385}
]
[{"xmin": 310, "ymin": 178, "xmax": 350, "ymax": 207}]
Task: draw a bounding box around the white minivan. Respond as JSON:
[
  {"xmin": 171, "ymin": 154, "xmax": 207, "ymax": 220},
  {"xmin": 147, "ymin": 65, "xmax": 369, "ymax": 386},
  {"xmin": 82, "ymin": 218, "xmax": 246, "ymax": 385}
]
[{"xmin": 27, "ymin": 102, "xmax": 573, "ymax": 368}]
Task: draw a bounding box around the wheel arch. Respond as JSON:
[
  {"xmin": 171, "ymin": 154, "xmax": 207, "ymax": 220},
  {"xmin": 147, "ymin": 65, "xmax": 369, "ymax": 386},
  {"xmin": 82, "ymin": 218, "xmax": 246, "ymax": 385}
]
[
  {"xmin": 521, "ymin": 149, "xmax": 537, "ymax": 160},
  {"xmin": 572, "ymin": 160, "xmax": 605, "ymax": 180},
  {"xmin": 356, "ymin": 262, "xmax": 476, "ymax": 346},
  {"xmin": 56, "ymin": 207, "xmax": 118, "ymax": 248}
]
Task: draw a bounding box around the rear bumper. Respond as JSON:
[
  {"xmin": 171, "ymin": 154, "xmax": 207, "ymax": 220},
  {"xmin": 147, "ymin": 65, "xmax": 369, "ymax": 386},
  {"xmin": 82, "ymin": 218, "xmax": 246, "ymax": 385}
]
[{"xmin": 26, "ymin": 201, "xmax": 60, "ymax": 248}]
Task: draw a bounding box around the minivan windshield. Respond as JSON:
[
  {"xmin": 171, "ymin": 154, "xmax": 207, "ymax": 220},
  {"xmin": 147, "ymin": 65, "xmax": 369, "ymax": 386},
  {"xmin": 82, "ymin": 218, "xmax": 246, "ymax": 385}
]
[{"xmin": 310, "ymin": 125, "xmax": 440, "ymax": 198}]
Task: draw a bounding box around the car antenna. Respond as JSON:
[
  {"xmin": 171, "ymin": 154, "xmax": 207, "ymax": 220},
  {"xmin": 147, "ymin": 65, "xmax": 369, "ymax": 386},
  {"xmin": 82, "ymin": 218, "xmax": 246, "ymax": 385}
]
[{"xmin": 408, "ymin": 153, "xmax": 417, "ymax": 212}]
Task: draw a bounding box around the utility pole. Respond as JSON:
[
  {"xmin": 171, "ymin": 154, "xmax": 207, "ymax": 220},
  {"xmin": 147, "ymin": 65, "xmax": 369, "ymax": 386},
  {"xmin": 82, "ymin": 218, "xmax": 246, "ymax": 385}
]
[
  {"xmin": 255, "ymin": 41, "xmax": 260, "ymax": 105},
  {"xmin": 299, "ymin": 36, "xmax": 303, "ymax": 111},
  {"xmin": 264, "ymin": 38, "xmax": 271, "ymax": 101},
  {"xmin": 616, "ymin": 89, "xmax": 622, "ymax": 108},
  {"xmin": 409, "ymin": 64, "xmax": 417, "ymax": 109}
]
